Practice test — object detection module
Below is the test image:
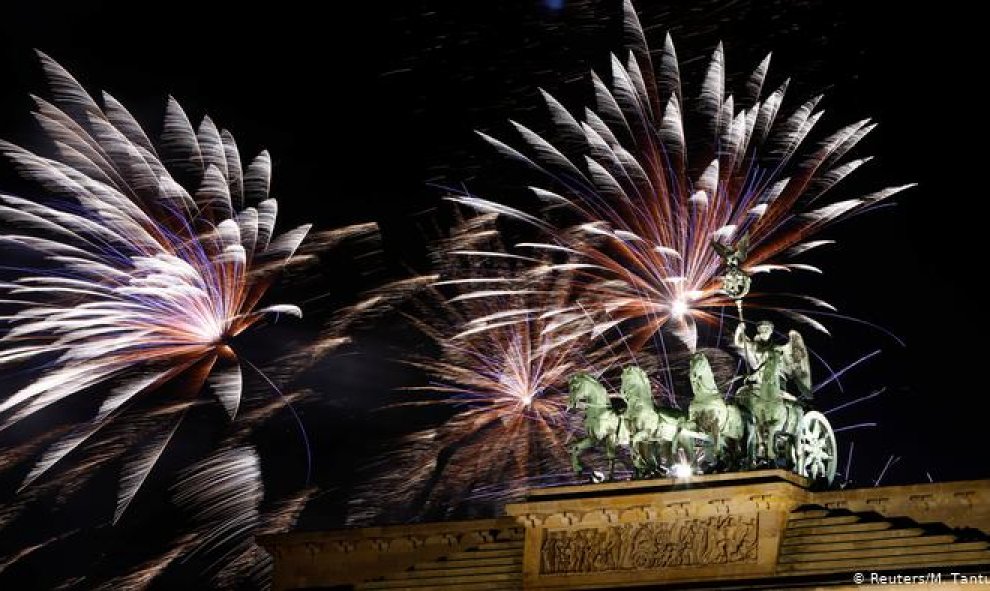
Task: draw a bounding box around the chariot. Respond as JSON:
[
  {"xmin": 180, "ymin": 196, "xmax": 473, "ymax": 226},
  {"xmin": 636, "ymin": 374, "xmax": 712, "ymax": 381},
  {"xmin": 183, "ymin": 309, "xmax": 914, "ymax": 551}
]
[{"xmin": 567, "ymin": 323, "xmax": 838, "ymax": 484}]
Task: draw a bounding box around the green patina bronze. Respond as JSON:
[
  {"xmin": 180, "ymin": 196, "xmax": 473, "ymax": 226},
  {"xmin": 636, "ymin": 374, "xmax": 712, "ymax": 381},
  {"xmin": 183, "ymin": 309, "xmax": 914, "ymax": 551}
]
[
  {"xmin": 567, "ymin": 373, "xmax": 631, "ymax": 481},
  {"xmin": 565, "ymin": 238, "xmax": 837, "ymax": 484}
]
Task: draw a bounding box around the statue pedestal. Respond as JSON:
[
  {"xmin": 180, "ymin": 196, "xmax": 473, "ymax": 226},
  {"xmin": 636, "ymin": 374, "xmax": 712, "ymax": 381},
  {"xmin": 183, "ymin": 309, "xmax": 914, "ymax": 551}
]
[{"xmin": 505, "ymin": 469, "xmax": 808, "ymax": 589}]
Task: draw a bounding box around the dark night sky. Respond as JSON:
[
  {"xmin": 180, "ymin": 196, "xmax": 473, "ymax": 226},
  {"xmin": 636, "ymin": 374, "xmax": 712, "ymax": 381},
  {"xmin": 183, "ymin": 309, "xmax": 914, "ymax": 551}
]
[{"xmin": 0, "ymin": 0, "xmax": 987, "ymax": 586}]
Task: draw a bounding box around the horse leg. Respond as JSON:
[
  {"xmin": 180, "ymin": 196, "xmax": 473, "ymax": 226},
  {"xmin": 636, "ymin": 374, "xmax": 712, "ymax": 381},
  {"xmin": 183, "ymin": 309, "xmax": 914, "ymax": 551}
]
[
  {"xmin": 629, "ymin": 431, "xmax": 656, "ymax": 478},
  {"xmin": 605, "ymin": 439, "xmax": 616, "ymax": 481},
  {"xmin": 570, "ymin": 437, "xmax": 594, "ymax": 474},
  {"xmin": 639, "ymin": 440, "xmax": 657, "ymax": 476},
  {"xmin": 676, "ymin": 431, "xmax": 699, "ymax": 470},
  {"xmin": 634, "ymin": 441, "xmax": 645, "ymax": 477},
  {"xmin": 723, "ymin": 437, "xmax": 738, "ymax": 470},
  {"xmin": 770, "ymin": 408, "xmax": 791, "ymax": 469},
  {"xmin": 706, "ymin": 427, "xmax": 721, "ymax": 470},
  {"xmin": 748, "ymin": 425, "xmax": 764, "ymax": 468},
  {"xmin": 669, "ymin": 427, "xmax": 684, "ymax": 469}
]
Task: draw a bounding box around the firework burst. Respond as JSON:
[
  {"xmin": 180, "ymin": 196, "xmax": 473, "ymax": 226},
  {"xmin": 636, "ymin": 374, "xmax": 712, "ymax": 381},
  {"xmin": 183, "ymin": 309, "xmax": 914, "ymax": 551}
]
[
  {"xmin": 350, "ymin": 212, "xmax": 615, "ymax": 522},
  {"xmin": 0, "ymin": 53, "xmax": 375, "ymax": 529},
  {"xmin": 450, "ymin": 0, "xmax": 913, "ymax": 352}
]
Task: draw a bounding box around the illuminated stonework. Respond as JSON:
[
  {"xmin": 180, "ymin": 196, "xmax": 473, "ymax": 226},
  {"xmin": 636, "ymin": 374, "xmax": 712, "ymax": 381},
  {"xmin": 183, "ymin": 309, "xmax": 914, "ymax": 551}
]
[
  {"xmin": 540, "ymin": 515, "xmax": 758, "ymax": 574},
  {"xmin": 260, "ymin": 471, "xmax": 990, "ymax": 590}
]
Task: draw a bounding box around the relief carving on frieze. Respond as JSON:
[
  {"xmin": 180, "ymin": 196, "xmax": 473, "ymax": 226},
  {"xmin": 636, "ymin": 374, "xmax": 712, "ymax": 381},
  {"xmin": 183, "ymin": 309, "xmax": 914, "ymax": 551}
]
[{"xmin": 539, "ymin": 514, "xmax": 758, "ymax": 574}]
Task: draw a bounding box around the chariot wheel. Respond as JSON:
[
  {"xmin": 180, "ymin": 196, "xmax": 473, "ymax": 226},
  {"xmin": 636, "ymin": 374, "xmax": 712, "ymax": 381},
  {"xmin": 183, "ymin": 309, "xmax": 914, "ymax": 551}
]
[{"xmin": 795, "ymin": 411, "xmax": 837, "ymax": 483}]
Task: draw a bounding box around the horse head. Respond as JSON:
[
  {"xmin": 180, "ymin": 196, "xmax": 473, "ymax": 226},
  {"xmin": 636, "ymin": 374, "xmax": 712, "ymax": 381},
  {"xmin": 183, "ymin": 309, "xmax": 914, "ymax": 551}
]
[
  {"xmin": 620, "ymin": 366, "xmax": 652, "ymax": 409},
  {"xmin": 689, "ymin": 352, "xmax": 721, "ymax": 402},
  {"xmin": 568, "ymin": 373, "xmax": 606, "ymax": 410}
]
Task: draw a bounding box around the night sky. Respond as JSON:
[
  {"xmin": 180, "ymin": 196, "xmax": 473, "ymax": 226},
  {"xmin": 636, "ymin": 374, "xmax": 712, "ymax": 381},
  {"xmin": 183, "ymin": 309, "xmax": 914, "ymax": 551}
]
[{"xmin": 1, "ymin": 0, "xmax": 987, "ymax": 587}]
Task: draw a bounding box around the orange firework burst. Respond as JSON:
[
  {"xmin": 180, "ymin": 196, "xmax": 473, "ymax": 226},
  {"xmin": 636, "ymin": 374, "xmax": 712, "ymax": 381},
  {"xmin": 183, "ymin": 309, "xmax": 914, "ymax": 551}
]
[
  {"xmin": 450, "ymin": 0, "xmax": 913, "ymax": 352},
  {"xmin": 350, "ymin": 212, "xmax": 616, "ymax": 522}
]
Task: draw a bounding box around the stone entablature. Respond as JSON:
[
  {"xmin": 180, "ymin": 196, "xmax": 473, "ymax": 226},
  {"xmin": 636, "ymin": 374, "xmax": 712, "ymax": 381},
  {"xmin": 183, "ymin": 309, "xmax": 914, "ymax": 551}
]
[
  {"xmin": 507, "ymin": 470, "xmax": 800, "ymax": 589},
  {"xmin": 539, "ymin": 514, "xmax": 759, "ymax": 574},
  {"xmin": 259, "ymin": 517, "xmax": 523, "ymax": 590},
  {"xmin": 260, "ymin": 471, "xmax": 990, "ymax": 590},
  {"xmin": 812, "ymin": 480, "xmax": 990, "ymax": 534}
]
